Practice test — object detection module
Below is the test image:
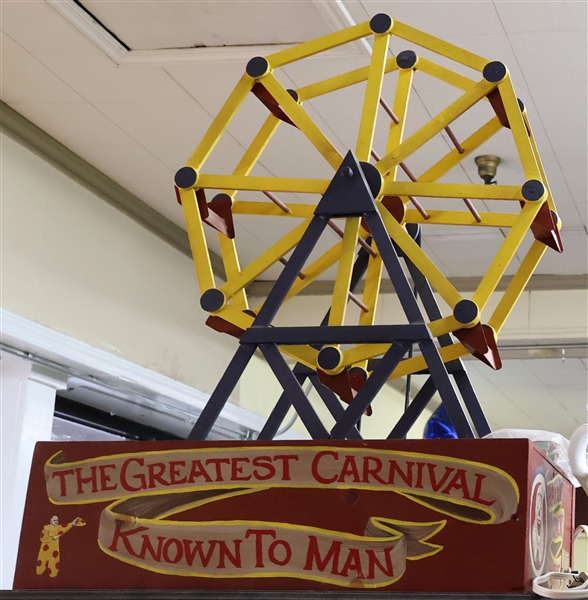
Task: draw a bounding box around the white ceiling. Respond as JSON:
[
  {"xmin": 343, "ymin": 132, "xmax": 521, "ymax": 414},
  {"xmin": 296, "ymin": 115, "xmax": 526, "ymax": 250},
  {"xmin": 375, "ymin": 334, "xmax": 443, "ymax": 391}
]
[
  {"xmin": 1, "ymin": 0, "xmax": 586, "ymax": 437},
  {"xmin": 81, "ymin": 0, "xmax": 335, "ymax": 49},
  {"xmin": 1, "ymin": 0, "xmax": 586, "ymax": 282}
]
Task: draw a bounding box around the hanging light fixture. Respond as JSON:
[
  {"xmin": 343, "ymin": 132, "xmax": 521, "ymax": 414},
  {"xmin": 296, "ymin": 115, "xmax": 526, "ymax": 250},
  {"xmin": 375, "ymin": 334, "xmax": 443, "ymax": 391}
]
[{"xmin": 475, "ymin": 155, "xmax": 501, "ymax": 185}]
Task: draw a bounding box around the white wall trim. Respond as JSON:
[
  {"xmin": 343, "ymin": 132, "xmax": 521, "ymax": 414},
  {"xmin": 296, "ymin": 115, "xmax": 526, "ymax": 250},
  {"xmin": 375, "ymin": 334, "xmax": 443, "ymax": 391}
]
[
  {"xmin": 119, "ymin": 42, "xmax": 364, "ymax": 68},
  {"xmin": 45, "ymin": 0, "xmax": 128, "ymax": 64},
  {"xmin": 0, "ymin": 309, "xmax": 274, "ymax": 437},
  {"xmin": 120, "ymin": 45, "xmax": 295, "ymax": 67}
]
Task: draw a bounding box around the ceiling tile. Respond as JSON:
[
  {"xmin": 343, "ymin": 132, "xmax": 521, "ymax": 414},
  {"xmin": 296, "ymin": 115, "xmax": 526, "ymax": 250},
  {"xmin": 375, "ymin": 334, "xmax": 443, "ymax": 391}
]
[
  {"xmin": 506, "ymin": 387, "xmax": 579, "ymax": 434},
  {"xmin": 528, "ymin": 85, "xmax": 587, "ymax": 159},
  {"xmin": 2, "ymin": 0, "xmax": 585, "ymax": 294},
  {"xmin": 363, "ymin": 1, "xmax": 505, "ymax": 37},
  {"xmin": 495, "ymin": 1, "xmax": 587, "ymax": 34},
  {"xmin": 301, "ymin": 86, "xmax": 365, "ymax": 157},
  {"xmin": 0, "ymin": 1, "xmax": 97, "ymax": 53},
  {"xmin": 414, "ymin": 89, "xmax": 518, "ymax": 168},
  {"xmin": 250, "ymin": 112, "xmax": 342, "ymax": 182},
  {"xmin": 166, "ymin": 64, "xmax": 339, "ymax": 169},
  {"xmin": 73, "ymin": 143, "xmax": 174, "ymax": 187},
  {"xmin": 508, "ymin": 29, "xmax": 587, "ymax": 88},
  {"xmin": 201, "ymin": 133, "xmax": 256, "ymax": 178},
  {"xmin": 526, "ymin": 84, "xmax": 587, "ymax": 208},
  {"xmin": 32, "ymin": 50, "xmax": 191, "ymax": 104},
  {"xmin": 541, "ymin": 169, "xmax": 585, "ymax": 230},
  {"xmin": 0, "ymin": 34, "xmax": 85, "ymax": 104},
  {"xmin": 79, "ymin": 0, "xmax": 333, "ymax": 50},
  {"xmin": 533, "ymin": 231, "xmax": 588, "ymax": 276},
  {"xmin": 93, "ymin": 101, "xmax": 212, "ymax": 154},
  {"xmin": 387, "ymin": 35, "xmax": 476, "ymax": 82},
  {"xmin": 559, "ymin": 165, "xmax": 588, "ymax": 223},
  {"xmin": 164, "ymin": 62, "xmax": 253, "ymax": 111},
  {"xmin": 424, "ymin": 229, "xmax": 524, "ymax": 278}
]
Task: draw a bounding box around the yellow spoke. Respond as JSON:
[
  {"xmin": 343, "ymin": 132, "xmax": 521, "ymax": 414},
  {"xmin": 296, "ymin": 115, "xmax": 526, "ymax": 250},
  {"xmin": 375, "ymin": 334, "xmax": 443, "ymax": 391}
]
[
  {"xmin": 382, "ymin": 181, "xmax": 523, "ymax": 201},
  {"xmin": 218, "ymin": 235, "xmax": 248, "ymax": 310},
  {"xmin": 219, "ymin": 219, "xmax": 312, "ymax": 299},
  {"xmin": 418, "ymin": 117, "xmax": 502, "ymax": 183},
  {"xmin": 472, "ymin": 201, "xmax": 543, "ymax": 311},
  {"xmin": 187, "ymin": 74, "xmax": 253, "ymax": 170},
  {"xmin": 179, "ymin": 188, "xmax": 215, "ymax": 292},
  {"xmin": 197, "ymin": 174, "xmax": 329, "ymax": 195},
  {"xmin": 384, "ymin": 67, "xmax": 414, "ymax": 179},
  {"xmin": 222, "ymin": 115, "xmax": 281, "ymax": 198},
  {"xmin": 498, "ymin": 75, "xmax": 541, "ymax": 181},
  {"xmin": 356, "ymin": 32, "xmax": 391, "ymax": 162},
  {"xmin": 379, "ymin": 205, "xmax": 462, "ymax": 307},
  {"xmin": 405, "ymin": 209, "xmax": 518, "ymax": 227},
  {"xmin": 298, "ymin": 58, "xmax": 399, "ymax": 101},
  {"xmin": 416, "ymin": 57, "xmax": 478, "ymax": 92},
  {"xmin": 232, "ymin": 201, "xmax": 314, "ymax": 218},
  {"xmin": 268, "ymin": 21, "xmax": 373, "ymax": 68},
  {"xmin": 329, "ymin": 218, "xmax": 360, "ymax": 327},
  {"xmin": 377, "ymin": 79, "xmax": 495, "ymax": 175},
  {"xmin": 262, "ymin": 73, "xmax": 343, "ymax": 170},
  {"xmin": 489, "ymin": 240, "xmax": 547, "ymax": 334},
  {"xmin": 392, "ymin": 21, "xmax": 488, "ymax": 71}
]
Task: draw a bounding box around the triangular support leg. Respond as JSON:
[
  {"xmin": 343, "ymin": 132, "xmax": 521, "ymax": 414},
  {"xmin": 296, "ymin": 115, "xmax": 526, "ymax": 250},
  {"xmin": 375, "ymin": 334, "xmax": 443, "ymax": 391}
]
[
  {"xmin": 402, "ymin": 247, "xmax": 490, "ymax": 437},
  {"xmin": 257, "ymin": 364, "xmax": 309, "ymax": 440},
  {"xmin": 253, "ymin": 214, "xmax": 329, "ymax": 328},
  {"xmin": 188, "ymin": 344, "xmax": 257, "ymax": 440},
  {"xmin": 258, "ymin": 243, "xmax": 372, "ymax": 440},
  {"xmin": 330, "ymin": 341, "xmax": 411, "ymax": 439},
  {"xmin": 259, "ymin": 344, "xmax": 330, "ymax": 439},
  {"xmin": 388, "ymin": 376, "xmax": 438, "ymax": 439},
  {"xmin": 189, "ymin": 151, "xmax": 488, "ymax": 441}
]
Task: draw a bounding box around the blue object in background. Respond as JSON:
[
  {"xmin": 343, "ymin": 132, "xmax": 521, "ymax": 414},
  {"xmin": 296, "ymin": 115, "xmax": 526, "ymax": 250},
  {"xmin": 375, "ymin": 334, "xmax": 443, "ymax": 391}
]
[{"xmin": 424, "ymin": 403, "xmax": 458, "ymax": 439}]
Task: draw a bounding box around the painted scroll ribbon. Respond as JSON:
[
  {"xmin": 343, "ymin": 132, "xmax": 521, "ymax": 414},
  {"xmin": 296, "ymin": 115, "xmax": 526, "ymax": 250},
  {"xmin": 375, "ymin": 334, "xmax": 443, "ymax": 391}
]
[{"xmin": 44, "ymin": 446, "xmax": 519, "ymax": 588}]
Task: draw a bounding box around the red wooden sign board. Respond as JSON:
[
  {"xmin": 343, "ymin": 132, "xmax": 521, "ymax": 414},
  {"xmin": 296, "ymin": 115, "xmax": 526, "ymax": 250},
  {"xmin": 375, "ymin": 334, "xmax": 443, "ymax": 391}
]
[{"xmin": 14, "ymin": 439, "xmax": 575, "ymax": 593}]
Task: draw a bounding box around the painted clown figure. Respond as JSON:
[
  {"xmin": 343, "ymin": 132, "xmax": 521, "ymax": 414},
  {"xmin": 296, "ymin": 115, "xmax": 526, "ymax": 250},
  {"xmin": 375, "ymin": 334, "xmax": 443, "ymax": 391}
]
[{"xmin": 36, "ymin": 515, "xmax": 84, "ymax": 577}]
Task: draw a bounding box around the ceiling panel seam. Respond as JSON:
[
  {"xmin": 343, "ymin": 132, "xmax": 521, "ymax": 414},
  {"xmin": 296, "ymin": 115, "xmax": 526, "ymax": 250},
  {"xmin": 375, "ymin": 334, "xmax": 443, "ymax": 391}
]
[{"xmin": 491, "ymin": 1, "xmax": 586, "ymax": 225}]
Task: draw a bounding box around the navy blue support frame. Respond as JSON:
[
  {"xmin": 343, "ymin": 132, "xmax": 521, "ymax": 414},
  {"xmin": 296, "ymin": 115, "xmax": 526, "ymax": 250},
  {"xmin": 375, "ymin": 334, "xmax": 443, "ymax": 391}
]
[
  {"xmin": 188, "ymin": 151, "xmax": 489, "ymax": 441},
  {"xmin": 256, "ymin": 243, "xmax": 371, "ymax": 440}
]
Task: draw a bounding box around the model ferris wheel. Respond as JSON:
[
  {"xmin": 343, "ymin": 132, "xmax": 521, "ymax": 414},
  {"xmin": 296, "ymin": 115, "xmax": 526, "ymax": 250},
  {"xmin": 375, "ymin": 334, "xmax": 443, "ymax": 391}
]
[{"xmin": 173, "ymin": 13, "xmax": 562, "ymax": 441}]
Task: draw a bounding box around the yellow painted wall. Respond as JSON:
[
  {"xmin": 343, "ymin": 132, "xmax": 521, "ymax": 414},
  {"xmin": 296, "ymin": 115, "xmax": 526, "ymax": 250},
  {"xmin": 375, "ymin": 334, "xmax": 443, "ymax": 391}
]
[{"xmin": 1, "ymin": 133, "xmax": 238, "ymax": 399}]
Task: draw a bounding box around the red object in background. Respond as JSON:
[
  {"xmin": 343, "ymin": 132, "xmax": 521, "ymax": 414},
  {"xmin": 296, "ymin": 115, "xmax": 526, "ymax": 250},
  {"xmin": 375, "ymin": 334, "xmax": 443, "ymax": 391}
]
[{"xmin": 14, "ymin": 439, "xmax": 575, "ymax": 593}]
